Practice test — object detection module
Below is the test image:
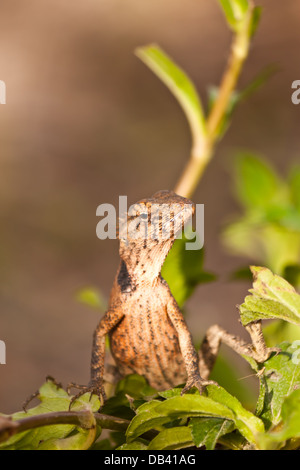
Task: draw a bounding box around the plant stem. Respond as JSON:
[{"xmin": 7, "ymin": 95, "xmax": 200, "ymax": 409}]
[
  {"xmin": 174, "ymin": 4, "xmax": 254, "ymax": 199},
  {"xmin": 0, "ymin": 411, "xmax": 130, "ymax": 444}
]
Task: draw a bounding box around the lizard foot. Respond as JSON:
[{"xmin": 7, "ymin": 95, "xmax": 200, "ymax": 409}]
[
  {"xmin": 67, "ymin": 382, "xmax": 106, "ymax": 411},
  {"xmin": 181, "ymin": 375, "xmax": 218, "ymax": 395},
  {"xmin": 251, "ymin": 346, "xmax": 281, "ymax": 363},
  {"xmin": 22, "ymin": 376, "xmax": 63, "ymax": 412}
]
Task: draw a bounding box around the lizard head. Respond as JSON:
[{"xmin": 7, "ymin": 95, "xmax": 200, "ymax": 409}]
[{"xmin": 118, "ymin": 190, "xmax": 195, "ymax": 280}]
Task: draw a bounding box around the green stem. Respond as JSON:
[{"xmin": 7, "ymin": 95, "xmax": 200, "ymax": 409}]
[{"xmin": 174, "ymin": 3, "xmax": 254, "ymax": 198}]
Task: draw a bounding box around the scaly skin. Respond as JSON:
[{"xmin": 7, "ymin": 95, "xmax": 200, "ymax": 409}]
[
  {"xmin": 69, "ymin": 190, "xmax": 277, "ymax": 406},
  {"xmin": 88, "ymin": 190, "xmax": 214, "ymax": 398}
]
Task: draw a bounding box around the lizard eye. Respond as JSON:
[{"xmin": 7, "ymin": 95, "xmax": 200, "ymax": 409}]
[{"xmin": 140, "ymin": 212, "xmax": 148, "ymax": 220}]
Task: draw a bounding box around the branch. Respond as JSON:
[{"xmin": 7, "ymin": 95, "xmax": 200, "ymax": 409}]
[{"xmin": 0, "ymin": 411, "xmax": 130, "ymax": 444}]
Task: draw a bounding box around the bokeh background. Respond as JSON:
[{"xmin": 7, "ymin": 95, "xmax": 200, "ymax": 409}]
[{"xmin": 0, "ymin": 0, "xmax": 299, "ymax": 413}]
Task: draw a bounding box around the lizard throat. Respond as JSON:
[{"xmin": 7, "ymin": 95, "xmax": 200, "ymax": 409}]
[{"xmin": 119, "ymin": 238, "xmax": 174, "ymax": 285}]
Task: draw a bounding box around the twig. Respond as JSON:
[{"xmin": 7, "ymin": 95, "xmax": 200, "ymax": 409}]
[
  {"xmin": 174, "ymin": 3, "xmax": 255, "ymax": 199},
  {"xmin": 0, "ymin": 410, "xmax": 130, "ymax": 444}
]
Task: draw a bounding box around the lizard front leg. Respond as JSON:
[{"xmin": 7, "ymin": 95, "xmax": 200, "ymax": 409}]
[
  {"xmin": 69, "ymin": 307, "xmax": 124, "ymax": 408},
  {"xmin": 198, "ymin": 320, "xmax": 279, "ymax": 380},
  {"xmin": 167, "ymin": 297, "xmax": 216, "ymax": 394}
]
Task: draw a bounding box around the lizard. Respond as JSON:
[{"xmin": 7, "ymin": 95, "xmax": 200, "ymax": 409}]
[{"xmin": 69, "ymin": 190, "xmax": 278, "ymax": 406}]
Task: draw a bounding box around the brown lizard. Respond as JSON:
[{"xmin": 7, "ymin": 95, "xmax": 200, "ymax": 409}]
[{"xmin": 69, "ymin": 190, "xmax": 277, "ymax": 405}]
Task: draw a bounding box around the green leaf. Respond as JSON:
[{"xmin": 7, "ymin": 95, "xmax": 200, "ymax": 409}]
[
  {"xmin": 233, "ymin": 153, "xmax": 282, "ymax": 210},
  {"xmin": 218, "ymin": 0, "xmax": 237, "ymax": 30},
  {"xmin": 263, "ymin": 320, "xmax": 300, "ymax": 347},
  {"xmin": 37, "ymin": 423, "xmax": 97, "ymax": 450},
  {"xmin": 115, "ymin": 374, "xmax": 157, "ymax": 400},
  {"xmin": 269, "ymin": 389, "xmax": 300, "ymax": 442},
  {"xmin": 0, "ymin": 381, "xmax": 101, "ymax": 450},
  {"xmin": 223, "ymin": 219, "xmax": 300, "ymax": 275},
  {"xmin": 148, "ymin": 426, "xmax": 194, "ymax": 450},
  {"xmin": 289, "ymin": 166, "xmax": 300, "ymax": 211},
  {"xmin": 162, "ymin": 232, "xmax": 215, "ymax": 308},
  {"xmin": 157, "ymin": 387, "xmax": 183, "ymax": 399},
  {"xmin": 125, "ymin": 400, "xmax": 175, "ymax": 442},
  {"xmin": 209, "ymin": 353, "xmax": 255, "ymax": 406},
  {"xmin": 218, "ymin": 0, "xmax": 249, "ymax": 31},
  {"xmin": 205, "ymin": 385, "xmax": 264, "ymax": 443},
  {"xmin": 126, "ymin": 386, "xmax": 264, "ymax": 446},
  {"xmin": 189, "ymin": 417, "xmax": 234, "ymax": 450},
  {"xmin": 239, "ymin": 266, "xmax": 300, "ymax": 326},
  {"xmin": 223, "ymin": 155, "xmax": 300, "ymax": 275},
  {"xmin": 230, "ymin": 265, "xmax": 253, "ymax": 281},
  {"xmin": 249, "ymin": 6, "xmax": 262, "ymax": 37},
  {"xmin": 117, "ymin": 439, "xmax": 149, "ymax": 450},
  {"xmin": 76, "ymin": 287, "xmax": 107, "ymax": 311},
  {"xmin": 0, "ymin": 383, "xmax": 73, "ymax": 450},
  {"xmin": 135, "ymin": 44, "xmax": 206, "ymax": 154},
  {"xmin": 91, "ymin": 438, "xmax": 113, "ymax": 450},
  {"xmin": 256, "ymin": 342, "xmax": 300, "ymax": 429},
  {"xmin": 100, "ymin": 393, "xmax": 135, "ymax": 421},
  {"xmin": 153, "ymin": 393, "xmax": 234, "ymax": 420}
]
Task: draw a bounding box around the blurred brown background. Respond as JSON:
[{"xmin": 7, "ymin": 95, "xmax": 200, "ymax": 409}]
[{"xmin": 0, "ymin": 0, "xmax": 299, "ymax": 413}]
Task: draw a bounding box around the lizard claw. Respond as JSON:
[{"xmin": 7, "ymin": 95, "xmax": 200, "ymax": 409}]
[
  {"xmin": 67, "ymin": 382, "xmax": 106, "ymax": 410},
  {"xmin": 252, "ymin": 346, "xmax": 281, "ymax": 363},
  {"xmin": 181, "ymin": 375, "xmax": 218, "ymax": 395},
  {"xmin": 23, "ymin": 375, "xmax": 63, "ymax": 412}
]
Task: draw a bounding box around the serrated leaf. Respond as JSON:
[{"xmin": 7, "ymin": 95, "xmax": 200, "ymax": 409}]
[
  {"xmin": 271, "ymin": 389, "xmax": 300, "ymax": 441},
  {"xmin": 189, "ymin": 417, "xmax": 234, "ymax": 450},
  {"xmin": 256, "ymin": 342, "xmax": 300, "ymax": 428},
  {"xmin": 135, "ymin": 44, "xmax": 206, "ymax": 154},
  {"xmin": 205, "ymin": 385, "xmax": 264, "ymax": 443},
  {"xmin": 0, "ymin": 381, "xmax": 100, "ymax": 450},
  {"xmin": 0, "ymin": 383, "xmax": 73, "ymax": 449},
  {"xmin": 148, "ymin": 426, "xmax": 194, "ymax": 450},
  {"xmin": 239, "ymin": 266, "xmax": 300, "ymax": 326}
]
